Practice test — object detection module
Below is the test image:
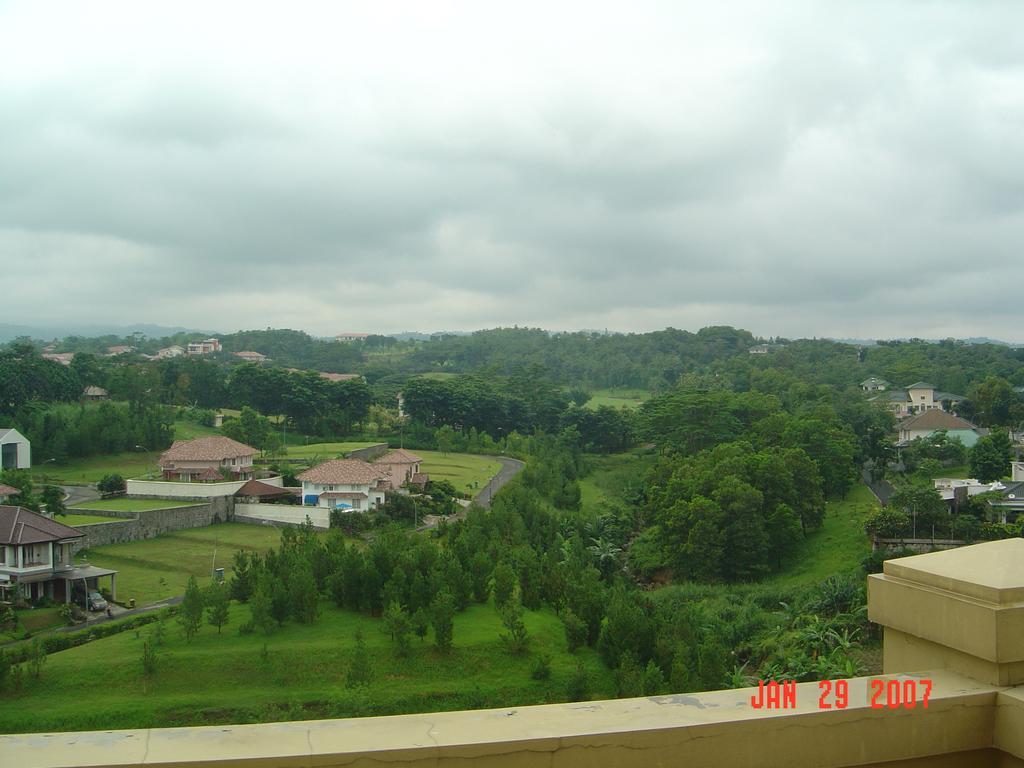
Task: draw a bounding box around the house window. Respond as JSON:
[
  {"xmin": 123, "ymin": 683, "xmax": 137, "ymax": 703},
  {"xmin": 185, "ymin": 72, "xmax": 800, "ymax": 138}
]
[
  {"xmin": 353, "ymin": 499, "xmax": 361, "ymax": 509},
  {"xmin": 0, "ymin": 546, "xmax": 5, "ymax": 564}
]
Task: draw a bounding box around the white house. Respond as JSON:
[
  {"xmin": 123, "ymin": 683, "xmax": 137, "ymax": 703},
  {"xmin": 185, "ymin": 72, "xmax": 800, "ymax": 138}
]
[
  {"xmin": 860, "ymin": 377, "xmax": 890, "ymax": 392},
  {"xmin": 297, "ymin": 459, "xmax": 389, "ymax": 511},
  {"xmin": 0, "ymin": 428, "xmax": 31, "ymax": 470},
  {"xmin": 869, "ymin": 381, "xmax": 965, "ymax": 418},
  {"xmin": 187, "ymin": 338, "xmax": 222, "ymax": 355}
]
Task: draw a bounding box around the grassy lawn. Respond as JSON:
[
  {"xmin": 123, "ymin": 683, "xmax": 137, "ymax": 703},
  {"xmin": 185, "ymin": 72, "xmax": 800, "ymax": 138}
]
[
  {"xmin": 70, "ymin": 498, "xmax": 199, "ymax": 512},
  {"xmin": 585, "ymin": 388, "xmax": 651, "ymax": 410},
  {"xmin": 278, "ymin": 441, "xmax": 386, "ymax": 460},
  {"xmin": 63, "ymin": 513, "xmax": 124, "ymax": 526},
  {"xmin": 171, "ymin": 420, "xmax": 220, "ymax": 440},
  {"xmin": 77, "ymin": 524, "xmax": 290, "ymax": 606},
  {"xmin": 416, "ymin": 450, "xmax": 502, "ymax": 495},
  {"xmin": 763, "ymin": 484, "xmax": 878, "ymax": 588},
  {"xmin": 0, "ymin": 601, "xmax": 615, "ymax": 734}
]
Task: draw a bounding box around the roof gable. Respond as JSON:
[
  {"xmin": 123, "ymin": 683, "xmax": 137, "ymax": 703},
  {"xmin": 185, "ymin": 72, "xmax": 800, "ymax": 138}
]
[
  {"xmin": 898, "ymin": 410, "xmax": 979, "ymax": 433},
  {"xmin": 159, "ymin": 436, "xmax": 256, "ymax": 465},
  {"xmin": 0, "ymin": 506, "xmax": 84, "ymax": 545},
  {"xmin": 298, "ymin": 459, "xmax": 388, "ymax": 486}
]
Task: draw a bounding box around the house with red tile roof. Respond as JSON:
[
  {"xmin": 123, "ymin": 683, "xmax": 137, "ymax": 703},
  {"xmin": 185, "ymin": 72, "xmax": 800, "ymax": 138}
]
[
  {"xmin": 297, "ymin": 459, "xmax": 389, "ymax": 511},
  {"xmin": 373, "ymin": 448, "xmax": 427, "ymax": 488},
  {"xmin": 158, "ymin": 436, "xmax": 256, "ymax": 482}
]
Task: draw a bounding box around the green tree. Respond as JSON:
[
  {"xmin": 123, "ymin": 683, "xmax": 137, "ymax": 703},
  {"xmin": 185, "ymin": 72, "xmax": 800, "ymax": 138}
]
[
  {"xmin": 431, "ymin": 590, "xmax": 456, "ymax": 652},
  {"xmin": 561, "ymin": 609, "xmax": 587, "ymax": 652},
  {"xmin": 40, "ymin": 485, "xmax": 66, "ymax": 517},
  {"xmin": 970, "ymin": 430, "xmax": 1013, "ymax": 483},
  {"xmin": 492, "ymin": 561, "xmax": 516, "ymax": 608},
  {"xmin": 383, "ymin": 600, "xmax": 412, "ymax": 657},
  {"xmin": 498, "ymin": 595, "xmax": 529, "ymax": 655},
  {"xmin": 205, "ymin": 584, "xmax": 230, "ymax": 635},
  {"xmin": 566, "ymin": 663, "xmax": 591, "ymax": 702},
  {"xmin": 288, "ymin": 560, "xmax": 319, "ymax": 624},
  {"xmin": 346, "ymin": 630, "xmax": 373, "ymax": 688},
  {"xmin": 178, "ymin": 576, "xmax": 204, "ymax": 641},
  {"xmin": 889, "ymin": 486, "xmax": 947, "ymax": 538}
]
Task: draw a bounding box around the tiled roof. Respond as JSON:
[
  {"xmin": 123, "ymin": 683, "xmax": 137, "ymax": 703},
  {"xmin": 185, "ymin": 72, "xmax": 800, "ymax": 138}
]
[
  {"xmin": 159, "ymin": 437, "xmax": 256, "ymax": 466},
  {"xmin": 0, "ymin": 506, "xmax": 84, "ymax": 545},
  {"xmin": 298, "ymin": 459, "xmax": 388, "ymax": 486},
  {"xmin": 234, "ymin": 479, "xmax": 291, "ymax": 497},
  {"xmin": 905, "ymin": 381, "xmax": 937, "ymax": 390},
  {"xmin": 374, "ymin": 449, "xmax": 422, "ymax": 464},
  {"xmin": 0, "ymin": 483, "xmax": 20, "ymax": 497},
  {"xmin": 898, "ymin": 410, "xmax": 979, "ymax": 432},
  {"xmin": 82, "ymin": 386, "xmax": 108, "ymax": 396}
]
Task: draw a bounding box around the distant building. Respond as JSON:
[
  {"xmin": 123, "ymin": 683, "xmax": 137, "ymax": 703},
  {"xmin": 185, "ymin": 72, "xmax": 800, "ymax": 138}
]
[
  {"xmin": 156, "ymin": 345, "xmax": 185, "ymax": 359},
  {"xmin": 861, "ymin": 377, "xmax": 891, "ymax": 392},
  {"xmin": 0, "ymin": 484, "xmax": 19, "ymax": 504},
  {"xmin": 748, "ymin": 344, "xmax": 771, "ymax": 355},
  {"xmin": 334, "ymin": 333, "xmax": 369, "ymax": 343},
  {"xmin": 869, "ymin": 381, "xmax": 965, "ymax": 418},
  {"xmin": 82, "ymin": 386, "xmax": 109, "ymax": 402},
  {"xmin": 187, "ymin": 338, "xmax": 222, "ymax": 356},
  {"xmin": 298, "ymin": 459, "xmax": 389, "ymax": 510},
  {"xmin": 283, "ymin": 368, "xmax": 360, "ymax": 382},
  {"xmin": 373, "ymin": 448, "xmax": 426, "ymax": 488},
  {"xmin": 158, "ymin": 436, "xmax": 255, "ymax": 481},
  {"xmin": 897, "ymin": 410, "xmax": 984, "ymax": 447},
  {"xmin": 233, "ymin": 351, "xmax": 267, "ymax": 363},
  {"xmin": 105, "ymin": 345, "xmax": 134, "ymax": 356},
  {"xmin": 0, "ymin": 428, "xmax": 31, "ymax": 470},
  {"xmin": 41, "ymin": 352, "xmax": 74, "ymax": 366}
]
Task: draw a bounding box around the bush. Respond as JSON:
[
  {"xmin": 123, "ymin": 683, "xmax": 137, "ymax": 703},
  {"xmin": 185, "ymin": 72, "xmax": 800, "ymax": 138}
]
[
  {"xmin": 561, "ymin": 609, "xmax": 587, "ymax": 652},
  {"xmin": 97, "ymin": 474, "xmax": 127, "ymax": 495},
  {"xmin": 566, "ymin": 663, "xmax": 591, "ymax": 702},
  {"xmin": 330, "ymin": 510, "xmax": 371, "ymax": 535},
  {"xmin": 864, "ymin": 508, "xmax": 911, "ymax": 539},
  {"xmin": 530, "ymin": 654, "xmax": 552, "ymax": 681}
]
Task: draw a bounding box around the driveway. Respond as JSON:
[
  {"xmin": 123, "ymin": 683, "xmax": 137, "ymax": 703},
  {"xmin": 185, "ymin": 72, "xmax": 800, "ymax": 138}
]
[{"xmin": 62, "ymin": 485, "xmax": 100, "ymax": 506}]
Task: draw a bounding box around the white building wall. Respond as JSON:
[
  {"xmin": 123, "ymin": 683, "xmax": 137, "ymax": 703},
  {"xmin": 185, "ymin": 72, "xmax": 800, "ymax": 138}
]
[
  {"xmin": 127, "ymin": 475, "xmax": 283, "ymax": 498},
  {"xmin": 234, "ymin": 503, "xmax": 329, "ymax": 529},
  {"xmin": 0, "ymin": 429, "xmax": 31, "ymax": 469}
]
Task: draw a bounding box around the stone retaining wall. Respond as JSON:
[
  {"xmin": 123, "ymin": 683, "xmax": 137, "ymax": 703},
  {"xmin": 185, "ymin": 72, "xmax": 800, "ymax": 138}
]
[{"xmin": 72, "ymin": 497, "xmax": 231, "ymax": 552}]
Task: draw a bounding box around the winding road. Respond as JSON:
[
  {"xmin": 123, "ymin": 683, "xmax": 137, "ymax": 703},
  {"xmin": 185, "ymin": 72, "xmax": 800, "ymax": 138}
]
[{"xmin": 472, "ymin": 456, "xmax": 525, "ymax": 509}]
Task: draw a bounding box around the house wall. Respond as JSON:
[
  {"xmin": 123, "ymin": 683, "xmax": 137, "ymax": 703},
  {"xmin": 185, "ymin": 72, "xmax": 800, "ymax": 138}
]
[
  {"xmin": 70, "ymin": 499, "xmax": 231, "ymax": 552},
  {"xmin": 1013, "ymin": 463, "xmax": 1024, "ymax": 482},
  {"xmin": 301, "ymin": 481, "xmax": 384, "ymax": 509},
  {"xmin": 127, "ymin": 476, "xmax": 282, "ymax": 498},
  {"xmin": 234, "ymin": 503, "xmax": 329, "ymax": 529},
  {"xmin": 376, "ymin": 461, "xmax": 418, "ymax": 485},
  {"xmin": 0, "ymin": 429, "xmax": 31, "ymax": 469}
]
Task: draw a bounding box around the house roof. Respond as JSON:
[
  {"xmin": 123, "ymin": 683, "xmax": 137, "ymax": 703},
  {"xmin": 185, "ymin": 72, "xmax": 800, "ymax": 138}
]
[
  {"xmin": 319, "ymin": 372, "xmax": 360, "ymax": 382},
  {"xmin": 234, "ymin": 351, "xmax": 266, "ymax": 360},
  {"xmin": 234, "ymin": 479, "xmax": 292, "ymax": 498},
  {"xmin": 898, "ymin": 410, "xmax": 979, "ymax": 433},
  {"xmin": 0, "ymin": 506, "xmax": 84, "ymax": 545},
  {"xmin": 0, "ymin": 484, "xmax": 19, "ymax": 497},
  {"xmin": 82, "ymin": 386, "xmax": 108, "ymax": 397},
  {"xmin": 905, "ymin": 381, "xmax": 937, "ymax": 390},
  {"xmin": 0, "ymin": 428, "xmax": 25, "ymax": 442},
  {"xmin": 159, "ymin": 436, "xmax": 256, "ymax": 466},
  {"xmin": 935, "ymin": 391, "xmax": 965, "ymax": 402},
  {"xmin": 298, "ymin": 459, "xmax": 388, "ymax": 486},
  {"xmin": 410, "ymin": 472, "xmax": 429, "ymax": 486},
  {"xmin": 374, "ymin": 449, "xmax": 423, "ymax": 464},
  {"xmin": 861, "ymin": 377, "xmax": 890, "ymax": 386}
]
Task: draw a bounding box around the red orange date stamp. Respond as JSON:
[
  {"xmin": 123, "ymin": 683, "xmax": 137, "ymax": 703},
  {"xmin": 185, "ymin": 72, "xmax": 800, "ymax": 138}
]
[{"xmin": 749, "ymin": 678, "xmax": 933, "ymax": 710}]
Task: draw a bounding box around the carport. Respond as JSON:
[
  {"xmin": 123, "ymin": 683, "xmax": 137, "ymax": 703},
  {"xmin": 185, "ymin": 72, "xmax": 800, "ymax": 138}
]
[{"xmin": 62, "ymin": 565, "xmax": 118, "ymax": 608}]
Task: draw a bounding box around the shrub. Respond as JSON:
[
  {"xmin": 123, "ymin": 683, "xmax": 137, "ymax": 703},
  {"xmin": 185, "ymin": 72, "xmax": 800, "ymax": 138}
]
[
  {"xmin": 97, "ymin": 474, "xmax": 127, "ymax": 495},
  {"xmin": 566, "ymin": 663, "xmax": 591, "ymax": 702},
  {"xmin": 864, "ymin": 508, "xmax": 911, "ymax": 539},
  {"xmin": 561, "ymin": 609, "xmax": 587, "ymax": 652},
  {"xmin": 530, "ymin": 654, "xmax": 552, "ymax": 681}
]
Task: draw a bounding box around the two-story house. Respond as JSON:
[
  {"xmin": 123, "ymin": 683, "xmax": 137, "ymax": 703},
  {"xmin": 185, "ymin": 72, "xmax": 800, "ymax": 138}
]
[
  {"xmin": 187, "ymin": 338, "xmax": 222, "ymax": 355},
  {"xmin": 896, "ymin": 410, "xmax": 984, "ymax": 447},
  {"xmin": 0, "ymin": 505, "xmax": 117, "ymax": 604},
  {"xmin": 860, "ymin": 377, "xmax": 891, "ymax": 392},
  {"xmin": 298, "ymin": 459, "xmax": 389, "ymax": 511},
  {"xmin": 158, "ymin": 436, "xmax": 256, "ymax": 482},
  {"xmin": 373, "ymin": 449, "xmax": 427, "ymax": 488},
  {"xmin": 869, "ymin": 381, "xmax": 965, "ymax": 418}
]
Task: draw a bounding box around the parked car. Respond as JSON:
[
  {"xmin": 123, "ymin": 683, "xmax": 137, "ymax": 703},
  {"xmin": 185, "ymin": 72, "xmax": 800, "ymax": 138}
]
[{"xmin": 87, "ymin": 591, "xmax": 108, "ymax": 612}]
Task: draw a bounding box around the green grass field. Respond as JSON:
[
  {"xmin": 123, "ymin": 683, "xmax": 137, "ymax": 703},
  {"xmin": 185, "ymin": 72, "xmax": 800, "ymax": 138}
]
[
  {"xmin": 70, "ymin": 498, "xmax": 198, "ymax": 512},
  {"xmin": 63, "ymin": 513, "xmax": 124, "ymax": 525},
  {"xmin": 278, "ymin": 441, "xmax": 385, "ymax": 460},
  {"xmin": 763, "ymin": 484, "xmax": 878, "ymax": 588},
  {"xmin": 77, "ymin": 524, "xmax": 289, "ymax": 606},
  {"xmin": 584, "ymin": 388, "xmax": 651, "ymax": 410},
  {"xmin": 417, "ymin": 450, "xmax": 502, "ymax": 495},
  {"xmin": 0, "ymin": 602, "xmax": 615, "ymax": 734}
]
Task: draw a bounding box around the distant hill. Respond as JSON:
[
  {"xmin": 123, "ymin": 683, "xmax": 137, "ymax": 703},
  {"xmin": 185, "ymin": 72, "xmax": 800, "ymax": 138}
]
[{"xmin": 0, "ymin": 322, "xmax": 211, "ymax": 343}]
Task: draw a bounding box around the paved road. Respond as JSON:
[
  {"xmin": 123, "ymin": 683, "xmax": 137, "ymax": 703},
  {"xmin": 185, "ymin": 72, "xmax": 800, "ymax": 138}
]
[
  {"xmin": 61, "ymin": 485, "xmax": 100, "ymax": 506},
  {"xmin": 472, "ymin": 456, "xmax": 526, "ymax": 509}
]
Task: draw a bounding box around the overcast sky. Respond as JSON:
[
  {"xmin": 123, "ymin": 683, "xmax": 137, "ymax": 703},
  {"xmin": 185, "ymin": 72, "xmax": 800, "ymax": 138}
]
[{"xmin": 2, "ymin": 1, "xmax": 1023, "ymax": 340}]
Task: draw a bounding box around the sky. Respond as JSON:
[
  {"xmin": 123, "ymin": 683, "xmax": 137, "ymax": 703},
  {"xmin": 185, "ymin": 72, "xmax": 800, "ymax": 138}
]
[{"xmin": 2, "ymin": 0, "xmax": 1023, "ymax": 340}]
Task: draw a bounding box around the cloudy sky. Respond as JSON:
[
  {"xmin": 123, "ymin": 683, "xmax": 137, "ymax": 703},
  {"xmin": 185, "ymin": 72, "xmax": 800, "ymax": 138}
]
[{"xmin": 2, "ymin": 1, "xmax": 1023, "ymax": 340}]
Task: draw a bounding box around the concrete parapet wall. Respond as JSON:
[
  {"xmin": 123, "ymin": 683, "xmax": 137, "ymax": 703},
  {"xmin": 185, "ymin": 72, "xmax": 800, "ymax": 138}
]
[{"xmin": 345, "ymin": 443, "xmax": 389, "ymax": 461}]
